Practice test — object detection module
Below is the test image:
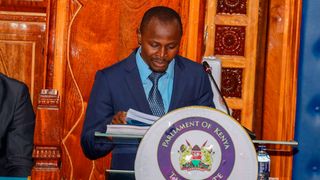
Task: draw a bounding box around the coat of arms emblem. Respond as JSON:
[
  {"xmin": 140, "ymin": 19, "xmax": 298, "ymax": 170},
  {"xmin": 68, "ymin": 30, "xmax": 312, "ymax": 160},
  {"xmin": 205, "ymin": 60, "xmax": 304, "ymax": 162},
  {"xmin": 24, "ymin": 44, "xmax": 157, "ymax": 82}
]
[{"xmin": 178, "ymin": 140, "xmax": 215, "ymax": 171}]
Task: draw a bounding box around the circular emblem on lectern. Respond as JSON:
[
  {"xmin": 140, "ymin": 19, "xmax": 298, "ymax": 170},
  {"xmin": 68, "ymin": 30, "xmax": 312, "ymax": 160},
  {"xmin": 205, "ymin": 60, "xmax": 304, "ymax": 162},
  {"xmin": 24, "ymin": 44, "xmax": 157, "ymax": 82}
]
[
  {"xmin": 157, "ymin": 117, "xmax": 235, "ymax": 179},
  {"xmin": 135, "ymin": 106, "xmax": 258, "ymax": 180}
]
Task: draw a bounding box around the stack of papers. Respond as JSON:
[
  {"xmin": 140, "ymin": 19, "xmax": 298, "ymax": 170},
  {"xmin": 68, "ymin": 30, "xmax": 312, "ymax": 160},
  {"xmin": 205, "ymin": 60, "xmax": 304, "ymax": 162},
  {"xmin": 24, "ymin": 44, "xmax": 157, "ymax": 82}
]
[
  {"xmin": 106, "ymin": 109, "xmax": 160, "ymax": 136},
  {"xmin": 126, "ymin": 109, "xmax": 159, "ymax": 126},
  {"xmin": 106, "ymin": 124, "xmax": 150, "ymax": 136}
]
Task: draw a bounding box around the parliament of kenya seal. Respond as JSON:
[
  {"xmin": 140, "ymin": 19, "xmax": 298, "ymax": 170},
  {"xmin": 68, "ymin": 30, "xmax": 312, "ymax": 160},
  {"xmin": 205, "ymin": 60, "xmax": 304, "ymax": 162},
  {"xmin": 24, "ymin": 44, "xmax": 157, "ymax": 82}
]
[{"xmin": 157, "ymin": 117, "xmax": 235, "ymax": 180}]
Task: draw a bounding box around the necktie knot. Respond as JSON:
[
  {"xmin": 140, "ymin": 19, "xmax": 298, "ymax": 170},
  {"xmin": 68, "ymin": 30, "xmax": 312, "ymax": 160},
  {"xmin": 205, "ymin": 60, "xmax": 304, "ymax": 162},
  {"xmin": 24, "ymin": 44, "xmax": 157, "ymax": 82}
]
[{"xmin": 149, "ymin": 72, "xmax": 164, "ymax": 84}]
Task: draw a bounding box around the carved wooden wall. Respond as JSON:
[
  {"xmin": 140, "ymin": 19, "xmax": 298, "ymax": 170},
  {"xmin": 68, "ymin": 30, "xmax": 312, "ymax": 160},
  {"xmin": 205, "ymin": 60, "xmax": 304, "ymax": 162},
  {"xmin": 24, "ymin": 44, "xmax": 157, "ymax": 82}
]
[{"xmin": 204, "ymin": 0, "xmax": 260, "ymax": 130}]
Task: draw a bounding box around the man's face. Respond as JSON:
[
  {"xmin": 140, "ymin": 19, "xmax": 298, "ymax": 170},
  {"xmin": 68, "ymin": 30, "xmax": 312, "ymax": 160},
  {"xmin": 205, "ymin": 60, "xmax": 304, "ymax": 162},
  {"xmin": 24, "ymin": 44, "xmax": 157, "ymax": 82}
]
[{"xmin": 139, "ymin": 18, "xmax": 181, "ymax": 73}]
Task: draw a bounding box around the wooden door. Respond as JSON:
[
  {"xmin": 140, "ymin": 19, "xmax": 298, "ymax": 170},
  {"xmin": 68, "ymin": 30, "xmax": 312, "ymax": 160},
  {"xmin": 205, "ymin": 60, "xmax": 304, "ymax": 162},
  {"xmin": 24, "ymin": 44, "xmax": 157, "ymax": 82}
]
[{"xmin": 204, "ymin": 0, "xmax": 260, "ymax": 131}]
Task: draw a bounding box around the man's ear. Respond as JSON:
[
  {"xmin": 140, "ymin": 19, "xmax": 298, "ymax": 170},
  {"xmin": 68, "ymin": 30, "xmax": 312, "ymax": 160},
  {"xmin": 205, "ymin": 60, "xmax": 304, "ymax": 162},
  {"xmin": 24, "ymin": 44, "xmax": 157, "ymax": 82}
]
[{"xmin": 137, "ymin": 28, "xmax": 142, "ymax": 45}]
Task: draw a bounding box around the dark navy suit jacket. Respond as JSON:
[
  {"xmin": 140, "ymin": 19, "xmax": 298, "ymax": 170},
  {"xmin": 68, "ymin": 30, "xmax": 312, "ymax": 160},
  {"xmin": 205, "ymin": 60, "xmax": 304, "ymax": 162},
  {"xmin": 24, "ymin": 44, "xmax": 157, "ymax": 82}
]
[
  {"xmin": 81, "ymin": 50, "xmax": 214, "ymax": 179},
  {"xmin": 0, "ymin": 73, "xmax": 35, "ymax": 177}
]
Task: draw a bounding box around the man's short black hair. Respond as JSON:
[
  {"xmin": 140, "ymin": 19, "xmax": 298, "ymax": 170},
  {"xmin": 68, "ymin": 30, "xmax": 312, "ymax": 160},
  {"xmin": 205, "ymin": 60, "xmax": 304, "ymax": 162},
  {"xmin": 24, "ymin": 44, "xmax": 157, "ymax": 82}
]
[{"xmin": 140, "ymin": 6, "xmax": 183, "ymax": 36}]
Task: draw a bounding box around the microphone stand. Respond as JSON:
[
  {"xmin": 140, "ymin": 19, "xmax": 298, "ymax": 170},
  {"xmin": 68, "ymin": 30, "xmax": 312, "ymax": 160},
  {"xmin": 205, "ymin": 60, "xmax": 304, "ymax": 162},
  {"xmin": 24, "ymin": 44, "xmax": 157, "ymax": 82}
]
[{"xmin": 203, "ymin": 61, "xmax": 256, "ymax": 140}]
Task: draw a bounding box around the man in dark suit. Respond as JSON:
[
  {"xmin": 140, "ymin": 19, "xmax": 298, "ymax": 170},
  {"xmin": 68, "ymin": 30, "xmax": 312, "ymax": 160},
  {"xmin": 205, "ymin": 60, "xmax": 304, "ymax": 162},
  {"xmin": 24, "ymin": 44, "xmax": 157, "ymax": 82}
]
[
  {"xmin": 0, "ymin": 73, "xmax": 35, "ymax": 177},
  {"xmin": 81, "ymin": 6, "xmax": 214, "ymax": 179}
]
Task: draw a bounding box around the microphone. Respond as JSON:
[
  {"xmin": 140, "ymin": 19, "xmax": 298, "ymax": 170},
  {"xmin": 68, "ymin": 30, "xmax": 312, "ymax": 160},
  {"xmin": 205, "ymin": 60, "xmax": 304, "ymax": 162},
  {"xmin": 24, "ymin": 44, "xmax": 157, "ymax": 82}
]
[
  {"xmin": 203, "ymin": 61, "xmax": 230, "ymax": 116},
  {"xmin": 202, "ymin": 61, "xmax": 256, "ymax": 139}
]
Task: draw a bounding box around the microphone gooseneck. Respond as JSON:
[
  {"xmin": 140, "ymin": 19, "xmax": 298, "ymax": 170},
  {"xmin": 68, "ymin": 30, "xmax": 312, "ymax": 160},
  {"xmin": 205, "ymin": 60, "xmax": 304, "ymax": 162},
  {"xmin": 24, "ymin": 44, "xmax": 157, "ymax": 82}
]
[
  {"xmin": 202, "ymin": 61, "xmax": 256, "ymax": 139},
  {"xmin": 202, "ymin": 61, "xmax": 231, "ymax": 116}
]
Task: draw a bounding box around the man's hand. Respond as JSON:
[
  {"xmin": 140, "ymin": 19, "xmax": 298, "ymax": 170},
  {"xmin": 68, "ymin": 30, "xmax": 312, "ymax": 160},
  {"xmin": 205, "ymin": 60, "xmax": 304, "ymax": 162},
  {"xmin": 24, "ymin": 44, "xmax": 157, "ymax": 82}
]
[{"xmin": 112, "ymin": 111, "xmax": 127, "ymax": 124}]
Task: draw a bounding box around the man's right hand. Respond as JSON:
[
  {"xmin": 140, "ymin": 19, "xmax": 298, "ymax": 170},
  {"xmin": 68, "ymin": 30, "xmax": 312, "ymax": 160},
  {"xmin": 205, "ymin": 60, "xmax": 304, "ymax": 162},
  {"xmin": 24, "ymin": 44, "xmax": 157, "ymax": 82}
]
[{"xmin": 112, "ymin": 111, "xmax": 127, "ymax": 124}]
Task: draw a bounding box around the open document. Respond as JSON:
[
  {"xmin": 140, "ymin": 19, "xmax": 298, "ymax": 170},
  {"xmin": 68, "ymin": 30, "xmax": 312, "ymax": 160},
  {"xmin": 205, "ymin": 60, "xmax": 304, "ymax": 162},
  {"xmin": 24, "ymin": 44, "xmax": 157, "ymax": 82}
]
[{"xmin": 106, "ymin": 109, "xmax": 160, "ymax": 136}]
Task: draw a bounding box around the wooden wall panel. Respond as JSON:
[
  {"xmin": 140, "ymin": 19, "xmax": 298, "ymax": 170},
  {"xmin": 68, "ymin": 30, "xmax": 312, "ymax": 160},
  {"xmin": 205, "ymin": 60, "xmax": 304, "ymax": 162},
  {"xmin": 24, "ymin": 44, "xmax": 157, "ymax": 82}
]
[
  {"xmin": 263, "ymin": 0, "xmax": 301, "ymax": 179},
  {"xmin": 0, "ymin": 11, "xmax": 46, "ymax": 107},
  {"xmin": 0, "ymin": 0, "xmax": 47, "ymax": 13},
  {"xmin": 61, "ymin": 1, "xmax": 117, "ymax": 178}
]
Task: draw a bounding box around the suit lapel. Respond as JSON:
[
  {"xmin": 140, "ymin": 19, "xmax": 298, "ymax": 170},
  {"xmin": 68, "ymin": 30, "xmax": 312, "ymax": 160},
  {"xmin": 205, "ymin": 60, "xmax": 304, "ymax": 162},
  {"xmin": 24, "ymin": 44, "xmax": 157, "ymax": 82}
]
[
  {"xmin": 124, "ymin": 51, "xmax": 152, "ymax": 114},
  {"xmin": 169, "ymin": 56, "xmax": 186, "ymax": 111}
]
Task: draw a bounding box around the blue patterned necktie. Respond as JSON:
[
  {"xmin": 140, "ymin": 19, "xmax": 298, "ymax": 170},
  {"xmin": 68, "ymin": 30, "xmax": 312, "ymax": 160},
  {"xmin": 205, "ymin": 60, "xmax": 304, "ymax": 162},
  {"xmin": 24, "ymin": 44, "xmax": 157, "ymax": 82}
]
[{"xmin": 148, "ymin": 72, "xmax": 165, "ymax": 117}]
